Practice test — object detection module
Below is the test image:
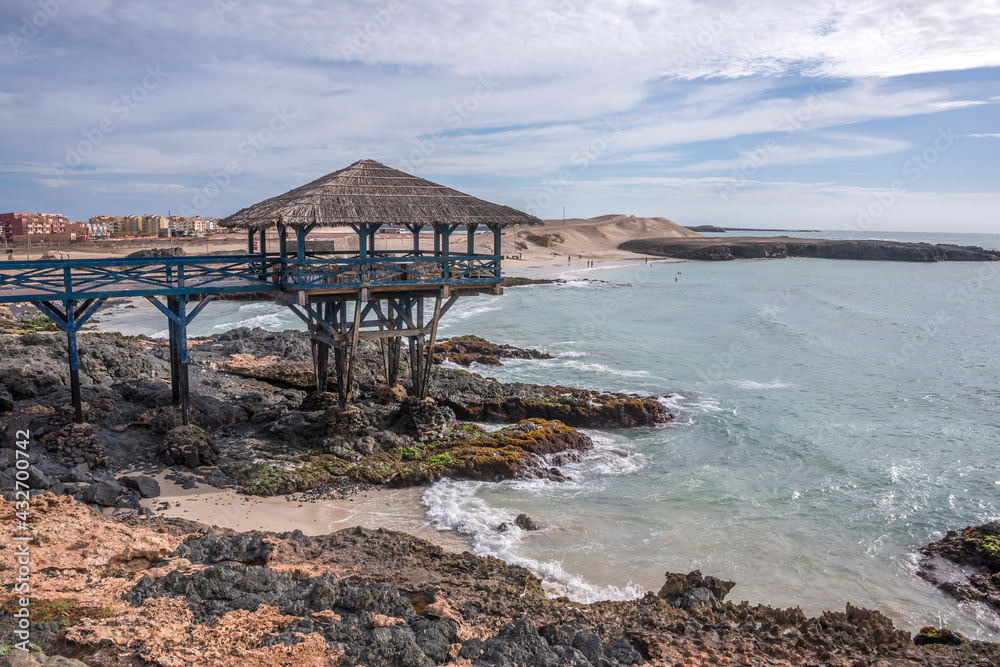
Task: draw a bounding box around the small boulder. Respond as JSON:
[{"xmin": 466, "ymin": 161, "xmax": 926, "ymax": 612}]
[
  {"xmin": 914, "ymin": 626, "xmax": 967, "ymax": 646},
  {"xmin": 514, "ymin": 513, "xmax": 540, "ymax": 531},
  {"xmin": 122, "ymin": 475, "xmax": 161, "ymax": 498},
  {"xmin": 80, "ymin": 480, "xmax": 124, "ymax": 507},
  {"xmin": 658, "ymin": 570, "xmax": 735, "ymax": 609},
  {"xmin": 160, "ymin": 424, "xmax": 219, "ymax": 467},
  {"xmin": 26, "ymin": 465, "xmax": 51, "ymax": 490},
  {"xmin": 374, "ymin": 384, "xmax": 408, "ymax": 404}
]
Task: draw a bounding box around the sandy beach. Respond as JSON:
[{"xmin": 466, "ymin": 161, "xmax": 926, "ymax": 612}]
[{"xmin": 136, "ymin": 471, "xmax": 473, "ymax": 552}]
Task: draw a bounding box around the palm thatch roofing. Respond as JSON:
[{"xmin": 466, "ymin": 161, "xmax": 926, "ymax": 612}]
[{"xmin": 218, "ymin": 159, "xmax": 542, "ymax": 230}]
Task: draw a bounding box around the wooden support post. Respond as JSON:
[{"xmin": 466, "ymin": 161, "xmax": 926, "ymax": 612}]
[
  {"xmin": 259, "ymin": 228, "xmax": 267, "ymax": 257},
  {"xmin": 146, "ymin": 295, "xmax": 213, "ymax": 427},
  {"xmin": 491, "ymin": 225, "xmax": 503, "ymax": 279},
  {"xmin": 65, "ymin": 299, "xmax": 83, "ymax": 424},
  {"xmin": 168, "ymin": 300, "xmax": 180, "ymax": 406},
  {"xmin": 296, "ymin": 226, "xmax": 307, "ymax": 261},
  {"xmin": 410, "ymin": 225, "xmax": 422, "ymax": 256},
  {"xmin": 467, "ymin": 223, "xmax": 478, "ymax": 255},
  {"xmin": 386, "ymin": 304, "xmax": 401, "ymax": 386},
  {"xmin": 342, "ymin": 297, "xmax": 363, "ymax": 407},
  {"xmin": 247, "ymin": 229, "xmax": 255, "ymax": 254},
  {"xmin": 278, "ymin": 223, "xmax": 287, "ymax": 257},
  {"xmin": 314, "ymin": 339, "xmax": 329, "ymax": 393},
  {"xmin": 313, "ymin": 302, "xmax": 329, "ymax": 393},
  {"xmin": 36, "ymin": 298, "xmax": 104, "ymax": 424},
  {"xmin": 408, "ymin": 335, "xmax": 422, "ymax": 398},
  {"xmin": 355, "ymin": 224, "xmax": 368, "ymax": 259},
  {"xmin": 419, "ymin": 294, "xmax": 443, "ymax": 399},
  {"xmin": 168, "ymin": 296, "xmax": 192, "ymax": 426}
]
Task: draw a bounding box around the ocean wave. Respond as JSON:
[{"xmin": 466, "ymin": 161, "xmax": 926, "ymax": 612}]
[
  {"xmin": 422, "ymin": 478, "xmax": 645, "ymax": 604},
  {"xmin": 444, "ymin": 304, "xmax": 503, "ymax": 321},
  {"xmin": 726, "ymin": 379, "xmax": 793, "ymax": 390},
  {"xmin": 559, "ymin": 360, "xmax": 651, "ymax": 378},
  {"xmin": 212, "ymin": 312, "xmax": 293, "ymax": 331},
  {"xmin": 237, "ymin": 301, "xmax": 281, "ymax": 312}
]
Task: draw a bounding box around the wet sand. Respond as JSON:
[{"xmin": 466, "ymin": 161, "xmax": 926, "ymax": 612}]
[{"xmin": 138, "ymin": 472, "xmax": 473, "ymax": 554}]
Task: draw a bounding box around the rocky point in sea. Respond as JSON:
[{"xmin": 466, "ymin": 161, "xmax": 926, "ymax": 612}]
[{"xmin": 0, "ymin": 319, "xmax": 671, "ymax": 505}]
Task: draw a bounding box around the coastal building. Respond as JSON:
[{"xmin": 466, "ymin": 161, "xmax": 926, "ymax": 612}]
[{"xmin": 0, "ymin": 212, "xmax": 71, "ymax": 243}]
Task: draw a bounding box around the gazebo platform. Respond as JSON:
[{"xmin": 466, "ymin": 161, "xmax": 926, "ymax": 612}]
[{"xmin": 0, "ymin": 160, "xmax": 540, "ymax": 424}]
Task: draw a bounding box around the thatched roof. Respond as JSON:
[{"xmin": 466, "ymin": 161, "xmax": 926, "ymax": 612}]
[{"xmin": 218, "ymin": 159, "xmax": 542, "ymax": 230}]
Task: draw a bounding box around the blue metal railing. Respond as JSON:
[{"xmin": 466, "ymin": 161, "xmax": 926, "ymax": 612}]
[{"xmin": 0, "ymin": 254, "xmax": 502, "ymax": 304}]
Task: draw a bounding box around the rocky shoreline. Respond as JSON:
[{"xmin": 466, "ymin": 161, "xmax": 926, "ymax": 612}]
[
  {"xmin": 2, "ymin": 496, "xmax": 1000, "ymax": 666},
  {"xmin": 619, "ymin": 237, "xmax": 1000, "ymax": 262},
  {"xmin": 2, "ymin": 312, "xmax": 999, "ymax": 665},
  {"xmin": 0, "ymin": 321, "xmax": 671, "ymax": 505}
]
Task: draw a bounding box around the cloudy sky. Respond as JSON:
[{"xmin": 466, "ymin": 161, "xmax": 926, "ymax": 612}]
[{"xmin": 1, "ymin": 0, "xmax": 999, "ymax": 233}]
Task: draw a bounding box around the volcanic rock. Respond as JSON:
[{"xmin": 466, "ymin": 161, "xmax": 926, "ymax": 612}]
[{"xmin": 160, "ymin": 424, "xmax": 219, "ymax": 467}]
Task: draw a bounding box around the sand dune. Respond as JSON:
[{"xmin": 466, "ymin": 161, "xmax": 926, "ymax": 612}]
[
  {"xmin": 509, "ymin": 214, "xmax": 701, "ymax": 262},
  {"xmin": 520, "ymin": 214, "xmax": 701, "ymax": 252}
]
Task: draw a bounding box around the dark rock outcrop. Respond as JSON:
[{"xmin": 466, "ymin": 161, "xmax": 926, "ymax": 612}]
[
  {"xmin": 657, "ymin": 570, "xmax": 736, "ymax": 611},
  {"xmin": 431, "ymin": 369, "xmax": 671, "ymax": 429},
  {"xmin": 160, "ymin": 424, "xmax": 219, "ymax": 467},
  {"xmin": 621, "ymin": 237, "xmax": 1000, "ymax": 262},
  {"xmin": 434, "ymin": 334, "xmax": 554, "ymax": 367},
  {"xmin": 919, "ymin": 522, "xmax": 1000, "ymax": 614}
]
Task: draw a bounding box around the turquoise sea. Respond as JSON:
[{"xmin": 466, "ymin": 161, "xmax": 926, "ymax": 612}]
[{"xmin": 91, "ymin": 230, "xmax": 1000, "ymax": 638}]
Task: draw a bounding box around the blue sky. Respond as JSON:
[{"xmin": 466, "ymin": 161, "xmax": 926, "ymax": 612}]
[{"xmin": 1, "ymin": 0, "xmax": 998, "ymax": 232}]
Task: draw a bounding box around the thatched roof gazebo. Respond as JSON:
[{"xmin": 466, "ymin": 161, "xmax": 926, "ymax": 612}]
[
  {"xmin": 217, "ymin": 159, "xmax": 540, "ymax": 407},
  {"xmin": 220, "ymin": 158, "xmax": 539, "ymax": 229},
  {"xmin": 219, "ymin": 159, "xmax": 539, "ymax": 261}
]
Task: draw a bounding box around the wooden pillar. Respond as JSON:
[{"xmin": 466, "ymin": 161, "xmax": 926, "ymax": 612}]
[
  {"xmin": 296, "ymin": 225, "xmax": 308, "ymax": 261},
  {"xmin": 419, "ymin": 294, "xmax": 443, "ymax": 399},
  {"xmin": 277, "ymin": 223, "xmax": 288, "ymax": 257},
  {"xmin": 433, "ymin": 227, "xmax": 441, "ymax": 256},
  {"xmin": 247, "ymin": 229, "xmax": 255, "ymax": 254},
  {"xmin": 313, "ymin": 302, "xmax": 329, "ymax": 393},
  {"xmin": 410, "ymin": 225, "xmax": 422, "ymax": 256},
  {"xmin": 467, "ymin": 223, "xmax": 478, "ymax": 255},
  {"xmin": 356, "ymin": 224, "xmax": 368, "ymax": 259},
  {"xmin": 259, "ymin": 228, "xmax": 267, "ymax": 257},
  {"xmin": 386, "ymin": 303, "xmax": 401, "ymax": 386},
  {"xmin": 65, "ymin": 299, "xmax": 83, "ymax": 424},
  {"xmin": 408, "ymin": 335, "xmax": 423, "ymax": 398},
  {"xmin": 491, "ymin": 224, "xmax": 503, "ymax": 280},
  {"xmin": 168, "ymin": 296, "xmax": 191, "ymax": 426},
  {"xmin": 36, "ymin": 298, "xmax": 103, "ymax": 425},
  {"xmin": 168, "ymin": 301, "xmax": 180, "ymax": 406}
]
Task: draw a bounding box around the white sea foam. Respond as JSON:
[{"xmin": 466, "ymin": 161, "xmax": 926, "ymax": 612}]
[
  {"xmin": 422, "ymin": 478, "xmax": 645, "ymax": 604},
  {"xmin": 212, "ymin": 312, "xmax": 291, "ymax": 331},
  {"xmin": 559, "ymin": 359, "xmax": 651, "ymax": 378},
  {"xmin": 726, "ymin": 379, "xmax": 793, "ymax": 390}
]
